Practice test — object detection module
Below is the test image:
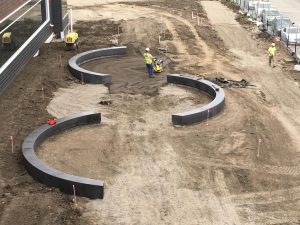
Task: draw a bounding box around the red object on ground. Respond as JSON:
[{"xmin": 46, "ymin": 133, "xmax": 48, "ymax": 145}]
[{"xmin": 47, "ymin": 119, "xmax": 57, "ymax": 125}]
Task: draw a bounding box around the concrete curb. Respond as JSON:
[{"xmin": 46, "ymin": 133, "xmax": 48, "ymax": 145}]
[
  {"xmin": 68, "ymin": 46, "xmax": 127, "ymax": 84},
  {"xmin": 22, "ymin": 112, "xmax": 104, "ymax": 199},
  {"xmin": 167, "ymin": 74, "xmax": 225, "ymax": 125}
]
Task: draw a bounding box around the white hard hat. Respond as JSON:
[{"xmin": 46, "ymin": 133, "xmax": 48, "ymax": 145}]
[
  {"xmin": 271, "ymin": 43, "xmax": 275, "ymax": 46},
  {"xmin": 145, "ymin": 47, "xmax": 150, "ymax": 52}
]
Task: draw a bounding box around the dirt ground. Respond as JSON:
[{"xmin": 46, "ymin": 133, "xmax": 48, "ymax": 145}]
[{"xmin": 1, "ymin": 0, "xmax": 300, "ymax": 224}]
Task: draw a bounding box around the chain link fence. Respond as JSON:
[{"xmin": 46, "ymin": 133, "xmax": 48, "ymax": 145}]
[
  {"xmin": 226, "ymin": 0, "xmax": 300, "ymax": 63},
  {"xmin": 281, "ymin": 26, "xmax": 300, "ymax": 63}
]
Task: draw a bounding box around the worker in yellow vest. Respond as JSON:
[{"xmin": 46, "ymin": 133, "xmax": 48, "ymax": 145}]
[
  {"xmin": 268, "ymin": 43, "xmax": 277, "ymax": 67},
  {"xmin": 144, "ymin": 47, "xmax": 155, "ymax": 78}
]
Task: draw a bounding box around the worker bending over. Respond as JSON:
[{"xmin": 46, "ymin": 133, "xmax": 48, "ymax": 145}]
[
  {"xmin": 144, "ymin": 47, "xmax": 155, "ymax": 78},
  {"xmin": 268, "ymin": 43, "xmax": 277, "ymax": 67}
]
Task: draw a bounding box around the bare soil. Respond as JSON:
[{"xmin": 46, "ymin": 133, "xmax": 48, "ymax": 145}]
[
  {"xmin": 1, "ymin": 0, "xmax": 300, "ymax": 225},
  {"xmin": 81, "ymin": 53, "xmax": 168, "ymax": 96}
]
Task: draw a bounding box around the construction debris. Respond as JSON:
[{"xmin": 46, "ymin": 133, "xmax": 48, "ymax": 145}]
[{"xmin": 206, "ymin": 77, "xmax": 255, "ymax": 88}]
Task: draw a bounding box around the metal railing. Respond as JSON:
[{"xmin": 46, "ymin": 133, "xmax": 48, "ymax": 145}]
[
  {"xmin": 0, "ymin": 0, "xmax": 52, "ymax": 94},
  {"xmin": 0, "ymin": 0, "xmax": 46, "ymax": 68}
]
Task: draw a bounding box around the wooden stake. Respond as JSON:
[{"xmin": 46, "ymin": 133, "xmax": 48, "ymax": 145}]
[
  {"xmin": 257, "ymin": 138, "xmax": 262, "ymax": 158},
  {"xmin": 271, "ymin": 103, "xmax": 276, "ymax": 119},
  {"xmin": 72, "ymin": 185, "xmax": 77, "ymax": 206},
  {"xmin": 206, "ymin": 109, "xmax": 210, "ymax": 126},
  {"xmin": 59, "ymin": 54, "xmax": 62, "ymax": 67},
  {"xmin": 10, "ymin": 135, "xmax": 14, "ymax": 153},
  {"xmin": 42, "ymin": 87, "xmax": 44, "ymax": 100},
  {"xmin": 81, "ymin": 73, "xmax": 84, "ymax": 85}
]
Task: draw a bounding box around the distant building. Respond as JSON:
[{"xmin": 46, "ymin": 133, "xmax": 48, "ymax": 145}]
[{"xmin": 0, "ymin": 0, "xmax": 26, "ymax": 21}]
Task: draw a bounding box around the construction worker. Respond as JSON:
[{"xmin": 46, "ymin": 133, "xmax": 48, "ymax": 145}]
[
  {"xmin": 268, "ymin": 43, "xmax": 277, "ymax": 67},
  {"xmin": 144, "ymin": 47, "xmax": 155, "ymax": 78}
]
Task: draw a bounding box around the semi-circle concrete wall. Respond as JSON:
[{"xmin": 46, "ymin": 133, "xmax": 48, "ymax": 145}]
[
  {"xmin": 22, "ymin": 112, "xmax": 104, "ymax": 199},
  {"xmin": 68, "ymin": 46, "xmax": 127, "ymax": 84},
  {"xmin": 167, "ymin": 74, "xmax": 225, "ymax": 125}
]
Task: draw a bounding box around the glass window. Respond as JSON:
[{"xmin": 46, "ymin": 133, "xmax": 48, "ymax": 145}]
[{"xmin": 0, "ymin": 0, "xmax": 44, "ymax": 68}]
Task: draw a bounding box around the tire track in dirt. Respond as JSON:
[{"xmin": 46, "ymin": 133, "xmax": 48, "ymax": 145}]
[
  {"xmin": 159, "ymin": 12, "xmax": 214, "ymax": 67},
  {"xmin": 184, "ymin": 155, "xmax": 300, "ymax": 176},
  {"xmin": 213, "ymin": 170, "xmax": 242, "ymax": 224},
  {"xmin": 230, "ymin": 186, "xmax": 300, "ymax": 205}
]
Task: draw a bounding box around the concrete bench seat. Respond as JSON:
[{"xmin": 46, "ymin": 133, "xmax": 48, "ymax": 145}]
[
  {"xmin": 68, "ymin": 46, "xmax": 127, "ymax": 84},
  {"xmin": 22, "ymin": 112, "xmax": 104, "ymax": 199},
  {"xmin": 167, "ymin": 74, "xmax": 225, "ymax": 125}
]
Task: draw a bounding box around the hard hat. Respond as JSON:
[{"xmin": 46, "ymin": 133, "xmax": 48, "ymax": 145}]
[
  {"xmin": 271, "ymin": 43, "xmax": 275, "ymax": 46},
  {"xmin": 145, "ymin": 47, "xmax": 150, "ymax": 52}
]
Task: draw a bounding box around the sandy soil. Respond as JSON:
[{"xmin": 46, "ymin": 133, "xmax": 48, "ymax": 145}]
[
  {"xmin": 1, "ymin": 0, "xmax": 300, "ymax": 224},
  {"xmin": 41, "ymin": 0, "xmax": 300, "ymax": 224}
]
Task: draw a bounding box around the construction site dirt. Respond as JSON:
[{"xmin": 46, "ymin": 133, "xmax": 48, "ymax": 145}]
[{"xmin": 1, "ymin": 0, "xmax": 300, "ymax": 225}]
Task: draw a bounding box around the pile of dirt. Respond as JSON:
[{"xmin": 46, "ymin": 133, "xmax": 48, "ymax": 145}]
[{"xmin": 74, "ymin": 20, "xmax": 122, "ymax": 49}]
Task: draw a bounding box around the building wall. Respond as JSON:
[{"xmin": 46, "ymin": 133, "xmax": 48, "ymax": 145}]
[
  {"xmin": 0, "ymin": 0, "xmax": 26, "ymax": 20},
  {"xmin": 0, "ymin": 0, "xmax": 69, "ymax": 95}
]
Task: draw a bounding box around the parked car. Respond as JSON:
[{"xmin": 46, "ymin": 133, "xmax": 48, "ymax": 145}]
[
  {"xmin": 257, "ymin": 9, "xmax": 281, "ymax": 31},
  {"xmin": 281, "ymin": 27, "xmax": 300, "ymax": 45},
  {"xmin": 254, "ymin": 1, "xmax": 272, "ymax": 19},
  {"xmin": 271, "ymin": 16, "xmax": 293, "ymax": 36},
  {"xmin": 246, "ymin": 0, "xmax": 260, "ymax": 17}
]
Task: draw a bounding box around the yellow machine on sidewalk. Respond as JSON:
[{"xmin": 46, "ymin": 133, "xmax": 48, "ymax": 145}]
[
  {"xmin": 64, "ymin": 32, "xmax": 79, "ymax": 50},
  {"xmin": 2, "ymin": 32, "xmax": 15, "ymax": 50}
]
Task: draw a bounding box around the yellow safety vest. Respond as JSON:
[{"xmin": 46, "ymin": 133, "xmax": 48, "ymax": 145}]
[
  {"xmin": 144, "ymin": 53, "xmax": 153, "ymax": 64},
  {"xmin": 268, "ymin": 47, "xmax": 276, "ymax": 56}
]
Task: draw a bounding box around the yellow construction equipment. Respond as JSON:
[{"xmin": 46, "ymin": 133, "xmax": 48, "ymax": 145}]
[
  {"xmin": 153, "ymin": 58, "xmax": 164, "ymax": 73},
  {"xmin": 64, "ymin": 32, "xmax": 78, "ymax": 50},
  {"xmin": 2, "ymin": 32, "xmax": 15, "ymax": 49}
]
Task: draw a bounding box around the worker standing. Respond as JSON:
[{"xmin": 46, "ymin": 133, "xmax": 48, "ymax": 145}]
[
  {"xmin": 268, "ymin": 43, "xmax": 277, "ymax": 67},
  {"xmin": 144, "ymin": 47, "xmax": 155, "ymax": 78}
]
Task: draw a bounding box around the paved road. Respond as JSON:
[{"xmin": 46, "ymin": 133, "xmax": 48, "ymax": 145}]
[{"xmin": 268, "ymin": 0, "xmax": 300, "ymax": 25}]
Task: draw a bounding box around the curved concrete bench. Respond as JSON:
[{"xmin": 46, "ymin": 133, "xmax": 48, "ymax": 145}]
[
  {"xmin": 22, "ymin": 112, "xmax": 104, "ymax": 199},
  {"xmin": 167, "ymin": 74, "xmax": 225, "ymax": 125},
  {"xmin": 68, "ymin": 46, "xmax": 127, "ymax": 84}
]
